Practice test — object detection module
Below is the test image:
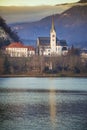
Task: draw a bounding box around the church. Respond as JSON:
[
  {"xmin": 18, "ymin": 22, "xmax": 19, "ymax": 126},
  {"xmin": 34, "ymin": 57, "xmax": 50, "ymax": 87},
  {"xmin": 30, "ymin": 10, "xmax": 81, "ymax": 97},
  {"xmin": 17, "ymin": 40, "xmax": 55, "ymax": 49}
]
[{"xmin": 36, "ymin": 17, "xmax": 68, "ymax": 56}]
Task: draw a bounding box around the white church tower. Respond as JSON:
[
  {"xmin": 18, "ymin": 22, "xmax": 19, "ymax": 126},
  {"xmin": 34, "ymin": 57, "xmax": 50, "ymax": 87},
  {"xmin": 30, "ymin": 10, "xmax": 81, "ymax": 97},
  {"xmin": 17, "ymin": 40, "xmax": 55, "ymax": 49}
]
[{"xmin": 50, "ymin": 16, "xmax": 56, "ymax": 54}]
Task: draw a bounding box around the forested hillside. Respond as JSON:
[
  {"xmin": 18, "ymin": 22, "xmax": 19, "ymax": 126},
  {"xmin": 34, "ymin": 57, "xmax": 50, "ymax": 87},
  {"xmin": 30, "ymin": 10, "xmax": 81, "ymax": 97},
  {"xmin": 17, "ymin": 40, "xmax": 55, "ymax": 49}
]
[{"xmin": 0, "ymin": 16, "xmax": 20, "ymax": 48}]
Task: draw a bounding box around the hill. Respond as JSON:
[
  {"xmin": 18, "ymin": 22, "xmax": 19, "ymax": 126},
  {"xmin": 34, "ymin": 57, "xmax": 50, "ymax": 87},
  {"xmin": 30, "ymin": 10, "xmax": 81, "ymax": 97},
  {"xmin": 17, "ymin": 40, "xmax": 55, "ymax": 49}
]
[
  {"xmin": 0, "ymin": 16, "xmax": 20, "ymax": 48},
  {"xmin": 78, "ymin": 0, "xmax": 87, "ymax": 3},
  {"xmin": 10, "ymin": 4, "xmax": 87, "ymax": 48},
  {"xmin": 0, "ymin": 4, "xmax": 74, "ymax": 24}
]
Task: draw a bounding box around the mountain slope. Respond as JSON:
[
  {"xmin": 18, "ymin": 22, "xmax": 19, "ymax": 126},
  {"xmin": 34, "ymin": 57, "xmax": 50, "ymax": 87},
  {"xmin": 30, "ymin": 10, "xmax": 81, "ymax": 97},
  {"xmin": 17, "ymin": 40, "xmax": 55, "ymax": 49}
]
[
  {"xmin": 78, "ymin": 0, "xmax": 87, "ymax": 3},
  {"xmin": 0, "ymin": 5, "xmax": 72, "ymax": 24},
  {"xmin": 10, "ymin": 4, "xmax": 87, "ymax": 48},
  {"xmin": 0, "ymin": 16, "xmax": 20, "ymax": 48}
]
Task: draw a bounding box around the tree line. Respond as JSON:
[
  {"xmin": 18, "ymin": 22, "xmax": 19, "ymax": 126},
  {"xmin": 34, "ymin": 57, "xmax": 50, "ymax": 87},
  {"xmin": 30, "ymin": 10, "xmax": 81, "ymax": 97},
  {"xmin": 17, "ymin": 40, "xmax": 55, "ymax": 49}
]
[{"xmin": 0, "ymin": 49, "xmax": 87, "ymax": 76}]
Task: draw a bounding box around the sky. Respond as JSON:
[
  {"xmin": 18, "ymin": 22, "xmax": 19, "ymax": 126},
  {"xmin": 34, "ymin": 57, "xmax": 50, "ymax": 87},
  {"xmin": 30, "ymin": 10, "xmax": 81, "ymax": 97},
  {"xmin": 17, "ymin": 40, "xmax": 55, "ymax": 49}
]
[{"xmin": 0, "ymin": 0, "xmax": 79, "ymax": 6}]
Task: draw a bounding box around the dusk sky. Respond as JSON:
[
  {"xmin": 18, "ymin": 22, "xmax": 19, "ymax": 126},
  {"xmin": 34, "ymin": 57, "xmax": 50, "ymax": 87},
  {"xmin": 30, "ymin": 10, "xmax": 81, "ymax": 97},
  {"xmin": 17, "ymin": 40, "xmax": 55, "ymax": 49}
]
[{"xmin": 0, "ymin": 0, "xmax": 79, "ymax": 6}]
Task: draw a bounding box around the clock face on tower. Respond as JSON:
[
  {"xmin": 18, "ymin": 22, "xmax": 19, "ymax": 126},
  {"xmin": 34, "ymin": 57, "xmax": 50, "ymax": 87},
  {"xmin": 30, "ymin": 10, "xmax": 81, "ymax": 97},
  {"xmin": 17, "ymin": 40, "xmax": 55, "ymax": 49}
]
[{"xmin": 52, "ymin": 35, "xmax": 55, "ymax": 37}]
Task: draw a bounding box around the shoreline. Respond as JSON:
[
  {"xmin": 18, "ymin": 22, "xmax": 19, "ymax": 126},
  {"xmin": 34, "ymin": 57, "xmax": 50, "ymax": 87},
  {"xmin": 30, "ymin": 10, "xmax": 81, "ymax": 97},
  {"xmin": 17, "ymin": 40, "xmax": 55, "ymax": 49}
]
[{"xmin": 0, "ymin": 73, "xmax": 87, "ymax": 78}]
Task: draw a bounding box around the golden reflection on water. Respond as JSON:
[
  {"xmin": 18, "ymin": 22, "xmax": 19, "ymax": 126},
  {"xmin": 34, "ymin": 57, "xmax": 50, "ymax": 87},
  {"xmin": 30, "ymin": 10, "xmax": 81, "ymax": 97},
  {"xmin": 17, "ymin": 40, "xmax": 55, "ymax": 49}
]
[{"xmin": 49, "ymin": 86, "xmax": 56, "ymax": 129}]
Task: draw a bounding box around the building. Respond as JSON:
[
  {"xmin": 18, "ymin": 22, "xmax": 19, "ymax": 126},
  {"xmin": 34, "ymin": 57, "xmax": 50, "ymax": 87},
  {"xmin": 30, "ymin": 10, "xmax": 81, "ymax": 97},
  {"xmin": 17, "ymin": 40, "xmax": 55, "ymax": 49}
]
[
  {"xmin": 81, "ymin": 49, "xmax": 87, "ymax": 59},
  {"xmin": 36, "ymin": 17, "xmax": 68, "ymax": 56},
  {"xmin": 5, "ymin": 42, "xmax": 35, "ymax": 57}
]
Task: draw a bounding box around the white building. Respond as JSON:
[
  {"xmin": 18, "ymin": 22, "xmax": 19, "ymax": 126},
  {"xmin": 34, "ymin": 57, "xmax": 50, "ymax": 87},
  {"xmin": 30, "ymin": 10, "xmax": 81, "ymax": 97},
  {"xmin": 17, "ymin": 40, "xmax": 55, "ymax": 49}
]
[
  {"xmin": 36, "ymin": 17, "xmax": 68, "ymax": 56},
  {"xmin": 5, "ymin": 42, "xmax": 35, "ymax": 57},
  {"xmin": 81, "ymin": 49, "xmax": 87, "ymax": 59}
]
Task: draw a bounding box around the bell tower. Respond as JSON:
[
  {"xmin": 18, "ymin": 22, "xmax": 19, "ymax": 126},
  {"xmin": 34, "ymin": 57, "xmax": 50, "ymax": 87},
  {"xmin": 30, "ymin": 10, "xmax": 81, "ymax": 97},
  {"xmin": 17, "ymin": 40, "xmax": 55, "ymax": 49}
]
[{"xmin": 50, "ymin": 16, "xmax": 56, "ymax": 53}]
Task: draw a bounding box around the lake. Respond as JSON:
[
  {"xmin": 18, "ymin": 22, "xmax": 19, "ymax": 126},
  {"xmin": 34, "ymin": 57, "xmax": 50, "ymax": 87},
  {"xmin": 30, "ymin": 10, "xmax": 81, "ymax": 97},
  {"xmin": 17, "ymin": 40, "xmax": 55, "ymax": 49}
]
[{"xmin": 0, "ymin": 77, "xmax": 87, "ymax": 130}]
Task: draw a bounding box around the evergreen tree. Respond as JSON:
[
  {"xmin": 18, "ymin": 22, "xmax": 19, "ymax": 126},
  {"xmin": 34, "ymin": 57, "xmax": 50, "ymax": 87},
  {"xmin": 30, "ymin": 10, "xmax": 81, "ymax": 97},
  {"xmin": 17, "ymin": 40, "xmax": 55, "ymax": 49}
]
[{"xmin": 0, "ymin": 16, "xmax": 20, "ymax": 43}]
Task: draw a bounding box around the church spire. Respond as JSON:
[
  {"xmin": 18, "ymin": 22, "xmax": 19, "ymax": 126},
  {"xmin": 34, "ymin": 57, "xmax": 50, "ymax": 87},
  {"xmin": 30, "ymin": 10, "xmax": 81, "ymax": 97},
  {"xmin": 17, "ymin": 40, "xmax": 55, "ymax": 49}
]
[
  {"xmin": 50, "ymin": 15, "xmax": 56, "ymax": 52},
  {"xmin": 51, "ymin": 15, "xmax": 55, "ymax": 32}
]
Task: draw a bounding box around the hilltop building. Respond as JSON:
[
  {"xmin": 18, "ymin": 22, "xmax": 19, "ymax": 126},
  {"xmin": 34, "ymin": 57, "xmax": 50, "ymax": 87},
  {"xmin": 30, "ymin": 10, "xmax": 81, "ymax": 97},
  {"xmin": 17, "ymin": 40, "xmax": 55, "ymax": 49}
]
[
  {"xmin": 36, "ymin": 17, "xmax": 68, "ymax": 56},
  {"xmin": 5, "ymin": 42, "xmax": 35, "ymax": 57}
]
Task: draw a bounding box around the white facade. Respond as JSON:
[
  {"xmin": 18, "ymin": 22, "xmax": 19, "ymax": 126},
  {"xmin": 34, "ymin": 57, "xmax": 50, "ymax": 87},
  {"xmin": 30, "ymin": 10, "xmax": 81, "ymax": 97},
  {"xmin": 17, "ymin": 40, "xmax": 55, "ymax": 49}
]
[{"xmin": 6, "ymin": 42, "xmax": 35, "ymax": 57}]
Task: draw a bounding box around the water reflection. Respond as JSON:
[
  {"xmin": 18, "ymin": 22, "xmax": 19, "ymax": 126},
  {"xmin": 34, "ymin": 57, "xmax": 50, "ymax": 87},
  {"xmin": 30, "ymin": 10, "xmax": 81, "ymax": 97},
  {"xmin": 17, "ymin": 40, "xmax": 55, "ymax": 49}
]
[
  {"xmin": 49, "ymin": 85, "xmax": 56, "ymax": 130},
  {"xmin": 0, "ymin": 78, "xmax": 87, "ymax": 130}
]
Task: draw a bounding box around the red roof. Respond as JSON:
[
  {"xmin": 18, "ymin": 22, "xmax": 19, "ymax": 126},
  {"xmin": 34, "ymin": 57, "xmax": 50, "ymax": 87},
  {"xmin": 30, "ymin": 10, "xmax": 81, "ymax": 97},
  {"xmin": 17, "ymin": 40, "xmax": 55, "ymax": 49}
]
[
  {"xmin": 6, "ymin": 42, "xmax": 24, "ymax": 48},
  {"xmin": 6, "ymin": 42, "xmax": 35, "ymax": 50}
]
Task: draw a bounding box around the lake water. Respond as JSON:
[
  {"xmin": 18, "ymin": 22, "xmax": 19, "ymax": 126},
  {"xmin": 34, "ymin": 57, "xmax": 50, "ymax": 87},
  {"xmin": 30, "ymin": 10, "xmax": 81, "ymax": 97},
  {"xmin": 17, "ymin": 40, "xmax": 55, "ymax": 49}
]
[{"xmin": 0, "ymin": 77, "xmax": 87, "ymax": 130}]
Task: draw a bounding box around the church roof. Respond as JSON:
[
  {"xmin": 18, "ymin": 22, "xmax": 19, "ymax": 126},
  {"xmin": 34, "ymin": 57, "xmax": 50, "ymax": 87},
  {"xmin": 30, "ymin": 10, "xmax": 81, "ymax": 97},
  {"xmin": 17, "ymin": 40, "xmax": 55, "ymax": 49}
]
[
  {"xmin": 38, "ymin": 37, "xmax": 50, "ymax": 46},
  {"xmin": 57, "ymin": 40, "xmax": 67, "ymax": 46},
  {"xmin": 50, "ymin": 16, "xmax": 56, "ymax": 32},
  {"xmin": 38, "ymin": 37, "xmax": 67, "ymax": 47}
]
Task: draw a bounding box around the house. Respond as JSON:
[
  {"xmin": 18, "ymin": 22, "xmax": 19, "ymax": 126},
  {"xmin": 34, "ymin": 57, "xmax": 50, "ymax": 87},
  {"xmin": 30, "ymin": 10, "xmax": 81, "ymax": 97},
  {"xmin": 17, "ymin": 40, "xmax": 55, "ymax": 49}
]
[
  {"xmin": 81, "ymin": 49, "xmax": 87, "ymax": 59},
  {"xmin": 5, "ymin": 42, "xmax": 35, "ymax": 57},
  {"xmin": 36, "ymin": 17, "xmax": 68, "ymax": 56}
]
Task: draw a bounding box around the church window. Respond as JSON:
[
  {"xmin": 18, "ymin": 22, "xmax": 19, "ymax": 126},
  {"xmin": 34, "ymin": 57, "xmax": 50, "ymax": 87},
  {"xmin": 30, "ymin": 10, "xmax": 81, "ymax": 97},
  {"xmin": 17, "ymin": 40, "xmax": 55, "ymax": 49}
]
[{"xmin": 52, "ymin": 39, "xmax": 54, "ymax": 41}]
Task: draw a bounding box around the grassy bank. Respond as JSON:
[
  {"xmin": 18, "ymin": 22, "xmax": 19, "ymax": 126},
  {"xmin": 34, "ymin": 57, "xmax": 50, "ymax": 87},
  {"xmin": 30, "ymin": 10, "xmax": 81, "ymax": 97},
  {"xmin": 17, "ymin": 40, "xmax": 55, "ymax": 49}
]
[{"xmin": 0, "ymin": 72, "xmax": 87, "ymax": 78}]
